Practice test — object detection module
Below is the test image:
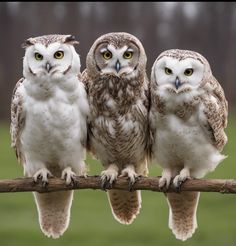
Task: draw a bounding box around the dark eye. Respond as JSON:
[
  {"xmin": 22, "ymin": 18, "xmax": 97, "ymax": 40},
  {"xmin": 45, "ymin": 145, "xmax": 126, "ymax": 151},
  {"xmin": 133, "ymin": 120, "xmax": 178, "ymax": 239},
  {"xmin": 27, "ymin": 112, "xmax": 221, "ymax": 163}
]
[
  {"xmin": 35, "ymin": 52, "xmax": 43, "ymax": 61},
  {"xmin": 123, "ymin": 51, "xmax": 133, "ymax": 59},
  {"xmin": 102, "ymin": 51, "xmax": 112, "ymax": 60},
  {"xmin": 184, "ymin": 68, "xmax": 193, "ymax": 76},
  {"xmin": 165, "ymin": 67, "xmax": 172, "ymax": 75},
  {"xmin": 54, "ymin": 51, "xmax": 64, "ymax": 59}
]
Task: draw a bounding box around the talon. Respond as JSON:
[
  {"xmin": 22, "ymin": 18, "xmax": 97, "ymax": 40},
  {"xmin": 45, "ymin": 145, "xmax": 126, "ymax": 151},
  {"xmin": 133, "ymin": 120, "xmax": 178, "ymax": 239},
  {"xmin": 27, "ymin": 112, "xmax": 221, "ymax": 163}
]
[
  {"xmin": 61, "ymin": 167, "xmax": 77, "ymax": 186},
  {"xmin": 128, "ymin": 175, "xmax": 140, "ymax": 192},
  {"xmin": 120, "ymin": 166, "xmax": 138, "ymax": 192},
  {"xmin": 173, "ymin": 173, "xmax": 190, "ymax": 192},
  {"xmin": 159, "ymin": 176, "xmax": 172, "ymax": 192},
  {"xmin": 101, "ymin": 175, "xmax": 115, "ymax": 191},
  {"xmin": 33, "ymin": 168, "xmax": 52, "ymax": 187},
  {"xmin": 100, "ymin": 167, "xmax": 118, "ymax": 191}
]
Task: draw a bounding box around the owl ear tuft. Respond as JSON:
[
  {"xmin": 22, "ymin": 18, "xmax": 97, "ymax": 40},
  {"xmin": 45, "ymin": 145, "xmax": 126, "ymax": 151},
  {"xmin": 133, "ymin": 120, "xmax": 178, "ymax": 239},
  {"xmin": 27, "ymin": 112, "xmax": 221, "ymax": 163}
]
[
  {"xmin": 64, "ymin": 35, "xmax": 79, "ymax": 45},
  {"xmin": 21, "ymin": 38, "xmax": 34, "ymax": 49}
]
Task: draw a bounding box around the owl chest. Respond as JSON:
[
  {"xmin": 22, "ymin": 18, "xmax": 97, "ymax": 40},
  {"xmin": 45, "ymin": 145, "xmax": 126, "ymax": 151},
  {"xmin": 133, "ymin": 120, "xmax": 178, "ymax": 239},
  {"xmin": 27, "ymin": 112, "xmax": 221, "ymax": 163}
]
[
  {"xmin": 90, "ymin": 110, "xmax": 146, "ymax": 164},
  {"xmin": 154, "ymin": 112, "xmax": 209, "ymax": 164},
  {"xmin": 89, "ymin": 79, "xmax": 139, "ymax": 111},
  {"xmin": 22, "ymin": 90, "xmax": 82, "ymax": 150}
]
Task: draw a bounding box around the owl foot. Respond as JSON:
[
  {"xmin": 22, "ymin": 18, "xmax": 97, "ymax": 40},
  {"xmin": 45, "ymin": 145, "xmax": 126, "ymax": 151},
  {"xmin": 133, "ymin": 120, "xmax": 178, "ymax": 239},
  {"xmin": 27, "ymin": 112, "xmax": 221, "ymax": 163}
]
[
  {"xmin": 33, "ymin": 168, "xmax": 53, "ymax": 187},
  {"xmin": 173, "ymin": 168, "xmax": 190, "ymax": 192},
  {"xmin": 61, "ymin": 167, "xmax": 77, "ymax": 185},
  {"xmin": 159, "ymin": 169, "xmax": 172, "ymax": 192},
  {"xmin": 101, "ymin": 165, "xmax": 118, "ymax": 191},
  {"xmin": 120, "ymin": 166, "xmax": 138, "ymax": 192}
]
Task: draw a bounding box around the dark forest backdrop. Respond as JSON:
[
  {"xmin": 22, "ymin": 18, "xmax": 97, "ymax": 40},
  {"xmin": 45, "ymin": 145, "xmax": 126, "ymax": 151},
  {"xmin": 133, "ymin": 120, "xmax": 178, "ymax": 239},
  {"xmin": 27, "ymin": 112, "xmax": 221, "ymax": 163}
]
[{"xmin": 0, "ymin": 2, "xmax": 236, "ymax": 120}]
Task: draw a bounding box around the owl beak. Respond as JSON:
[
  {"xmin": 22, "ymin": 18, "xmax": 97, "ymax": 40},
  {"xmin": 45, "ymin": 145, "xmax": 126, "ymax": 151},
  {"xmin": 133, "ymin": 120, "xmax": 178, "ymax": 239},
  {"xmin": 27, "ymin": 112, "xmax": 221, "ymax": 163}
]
[
  {"xmin": 45, "ymin": 62, "xmax": 52, "ymax": 73},
  {"xmin": 115, "ymin": 60, "xmax": 121, "ymax": 73},
  {"xmin": 175, "ymin": 77, "xmax": 181, "ymax": 90}
]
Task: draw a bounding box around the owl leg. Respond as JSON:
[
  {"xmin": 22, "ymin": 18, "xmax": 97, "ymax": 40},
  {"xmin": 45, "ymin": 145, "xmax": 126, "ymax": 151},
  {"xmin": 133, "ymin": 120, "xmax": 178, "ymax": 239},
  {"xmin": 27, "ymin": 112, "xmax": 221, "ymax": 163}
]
[
  {"xmin": 159, "ymin": 168, "xmax": 173, "ymax": 191},
  {"xmin": 173, "ymin": 167, "xmax": 191, "ymax": 192},
  {"xmin": 33, "ymin": 168, "xmax": 53, "ymax": 187},
  {"xmin": 101, "ymin": 164, "xmax": 119, "ymax": 190},
  {"xmin": 120, "ymin": 165, "xmax": 138, "ymax": 191}
]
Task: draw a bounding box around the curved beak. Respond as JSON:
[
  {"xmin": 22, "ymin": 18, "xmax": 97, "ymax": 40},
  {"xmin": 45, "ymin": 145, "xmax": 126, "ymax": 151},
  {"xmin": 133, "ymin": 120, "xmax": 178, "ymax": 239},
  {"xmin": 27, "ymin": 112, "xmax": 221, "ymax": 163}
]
[
  {"xmin": 45, "ymin": 62, "xmax": 52, "ymax": 73},
  {"xmin": 175, "ymin": 76, "xmax": 181, "ymax": 90},
  {"xmin": 115, "ymin": 60, "xmax": 121, "ymax": 73}
]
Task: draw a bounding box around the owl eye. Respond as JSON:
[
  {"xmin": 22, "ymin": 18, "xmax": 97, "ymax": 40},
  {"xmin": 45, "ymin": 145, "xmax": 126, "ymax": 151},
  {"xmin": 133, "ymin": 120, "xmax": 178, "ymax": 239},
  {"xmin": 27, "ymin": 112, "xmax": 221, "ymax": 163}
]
[
  {"xmin": 123, "ymin": 51, "xmax": 133, "ymax": 59},
  {"xmin": 102, "ymin": 51, "xmax": 112, "ymax": 60},
  {"xmin": 165, "ymin": 67, "xmax": 172, "ymax": 75},
  {"xmin": 54, "ymin": 51, "xmax": 64, "ymax": 59},
  {"xmin": 35, "ymin": 52, "xmax": 43, "ymax": 61},
  {"xmin": 184, "ymin": 68, "xmax": 193, "ymax": 76}
]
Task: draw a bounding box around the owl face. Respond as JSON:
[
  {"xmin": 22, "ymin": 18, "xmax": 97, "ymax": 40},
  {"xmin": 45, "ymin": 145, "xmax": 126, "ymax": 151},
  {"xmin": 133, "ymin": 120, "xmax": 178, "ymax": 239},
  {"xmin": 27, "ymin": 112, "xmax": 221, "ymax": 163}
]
[
  {"xmin": 93, "ymin": 39, "xmax": 140, "ymax": 78},
  {"xmin": 23, "ymin": 35, "xmax": 80, "ymax": 80},
  {"xmin": 152, "ymin": 56, "xmax": 204, "ymax": 93}
]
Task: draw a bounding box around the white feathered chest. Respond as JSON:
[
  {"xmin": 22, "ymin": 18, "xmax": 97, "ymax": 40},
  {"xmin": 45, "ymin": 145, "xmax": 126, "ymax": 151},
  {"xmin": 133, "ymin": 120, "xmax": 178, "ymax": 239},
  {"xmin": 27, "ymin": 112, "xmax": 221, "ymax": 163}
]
[
  {"xmin": 151, "ymin": 89, "xmax": 225, "ymax": 178},
  {"xmin": 20, "ymin": 77, "xmax": 88, "ymax": 164}
]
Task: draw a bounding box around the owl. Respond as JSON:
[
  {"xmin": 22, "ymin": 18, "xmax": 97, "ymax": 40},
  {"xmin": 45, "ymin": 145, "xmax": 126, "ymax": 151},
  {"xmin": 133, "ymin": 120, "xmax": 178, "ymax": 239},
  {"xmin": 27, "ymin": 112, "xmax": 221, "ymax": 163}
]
[
  {"xmin": 149, "ymin": 49, "xmax": 228, "ymax": 240},
  {"xmin": 82, "ymin": 32, "xmax": 149, "ymax": 224},
  {"xmin": 10, "ymin": 34, "xmax": 89, "ymax": 238}
]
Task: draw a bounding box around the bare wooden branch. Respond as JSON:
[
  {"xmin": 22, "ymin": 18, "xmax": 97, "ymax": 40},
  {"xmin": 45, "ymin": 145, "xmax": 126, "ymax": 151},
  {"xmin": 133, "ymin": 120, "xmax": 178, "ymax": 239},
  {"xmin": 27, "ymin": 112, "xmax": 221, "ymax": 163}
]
[{"xmin": 0, "ymin": 176, "xmax": 235, "ymax": 194}]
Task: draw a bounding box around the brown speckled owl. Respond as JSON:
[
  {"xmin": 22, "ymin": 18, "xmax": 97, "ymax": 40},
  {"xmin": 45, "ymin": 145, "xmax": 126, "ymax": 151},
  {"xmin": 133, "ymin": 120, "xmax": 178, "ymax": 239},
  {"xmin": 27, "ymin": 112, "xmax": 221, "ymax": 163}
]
[
  {"xmin": 150, "ymin": 49, "xmax": 228, "ymax": 240},
  {"xmin": 82, "ymin": 32, "xmax": 149, "ymax": 224}
]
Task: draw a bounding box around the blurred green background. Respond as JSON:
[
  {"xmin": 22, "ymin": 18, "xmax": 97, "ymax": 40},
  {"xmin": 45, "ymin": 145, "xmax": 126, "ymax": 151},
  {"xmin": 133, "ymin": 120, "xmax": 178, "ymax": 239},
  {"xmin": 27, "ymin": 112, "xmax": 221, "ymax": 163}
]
[{"xmin": 0, "ymin": 115, "xmax": 235, "ymax": 246}]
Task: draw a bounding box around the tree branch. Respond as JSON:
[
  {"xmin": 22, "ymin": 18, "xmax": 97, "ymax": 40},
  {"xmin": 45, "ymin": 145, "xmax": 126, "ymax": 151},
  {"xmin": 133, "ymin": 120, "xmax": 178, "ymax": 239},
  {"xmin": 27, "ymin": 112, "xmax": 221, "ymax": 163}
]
[{"xmin": 0, "ymin": 176, "xmax": 235, "ymax": 194}]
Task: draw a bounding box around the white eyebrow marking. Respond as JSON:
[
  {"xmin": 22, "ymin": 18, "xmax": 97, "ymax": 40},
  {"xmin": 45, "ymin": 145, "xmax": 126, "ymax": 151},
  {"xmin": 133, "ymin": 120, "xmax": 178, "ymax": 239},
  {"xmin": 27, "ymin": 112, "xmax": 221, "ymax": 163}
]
[
  {"xmin": 127, "ymin": 48, "xmax": 133, "ymax": 52},
  {"xmin": 100, "ymin": 48, "xmax": 108, "ymax": 53}
]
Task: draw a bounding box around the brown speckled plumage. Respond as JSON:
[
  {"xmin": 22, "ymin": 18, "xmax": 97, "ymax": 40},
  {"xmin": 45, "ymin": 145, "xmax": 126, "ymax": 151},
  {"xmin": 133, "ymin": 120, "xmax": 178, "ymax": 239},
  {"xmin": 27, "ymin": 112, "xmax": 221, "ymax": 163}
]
[
  {"xmin": 10, "ymin": 78, "xmax": 25, "ymax": 164},
  {"xmin": 83, "ymin": 32, "xmax": 149, "ymax": 224},
  {"xmin": 22, "ymin": 34, "xmax": 79, "ymax": 48}
]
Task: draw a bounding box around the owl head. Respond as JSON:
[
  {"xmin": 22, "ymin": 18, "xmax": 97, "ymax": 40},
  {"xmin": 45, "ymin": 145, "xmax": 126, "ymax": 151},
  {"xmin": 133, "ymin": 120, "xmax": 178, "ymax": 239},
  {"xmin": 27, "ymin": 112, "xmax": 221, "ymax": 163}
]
[
  {"xmin": 151, "ymin": 49, "xmax": 213, "ymax": 93},
  {"xmin": 86, "ymin": 32, "xmax": 147, "ymax": 79},
  {"xmin": 22, "ymin": 34, "xmax": 80, "ymax": 80}
]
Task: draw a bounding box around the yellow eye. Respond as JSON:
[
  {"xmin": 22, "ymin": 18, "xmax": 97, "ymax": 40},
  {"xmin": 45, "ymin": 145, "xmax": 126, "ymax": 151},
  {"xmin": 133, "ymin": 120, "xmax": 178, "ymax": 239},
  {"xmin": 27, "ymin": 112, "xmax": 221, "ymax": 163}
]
[
  {"xmin": 54, "ymin": 51, "xmax": 64, "ymax": 59},
  {"xmin": 184, "ymin": 68, "xmax": 193, "ymax": 76},
  {"xmin": 102, "ymin": 51, "xmax": 112, "ymax": 60},
  {"xmin": 35, "ymin": 52, "xmax": 43, "ymax": 61},
  {"xmin": 123, "ymin": 51, "xmax": 133, "ymax": 59},
  {"xmin": 165, "ymin": 67, "xmax": 172, "ymax": 75}
]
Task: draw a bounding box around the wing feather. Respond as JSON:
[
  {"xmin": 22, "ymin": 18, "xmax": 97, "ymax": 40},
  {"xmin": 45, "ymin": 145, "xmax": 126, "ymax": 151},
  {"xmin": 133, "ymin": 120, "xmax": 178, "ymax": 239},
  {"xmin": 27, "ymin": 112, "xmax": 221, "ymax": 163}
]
[
  {"xmin": 201, "ymin": 77, "xmax": 228, "ymax": 151},
  {"xmin": 10, "ymin": 78, "xmax": 25, "ymax": 164}
]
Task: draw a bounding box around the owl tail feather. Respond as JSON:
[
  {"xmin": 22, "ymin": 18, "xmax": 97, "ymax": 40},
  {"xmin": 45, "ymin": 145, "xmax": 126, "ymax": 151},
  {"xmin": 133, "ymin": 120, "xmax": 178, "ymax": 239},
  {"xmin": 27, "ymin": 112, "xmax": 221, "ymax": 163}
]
[
  {"xmin": 166, "ymin": 191, "xmax": 200, "ymax": 241},
  {"xmin": 107, "ymin": 190, "xmax": 141, "ymax": 225},
  {"xmin": 33, "ymin": 190, "xmax": 73, "ymax": 239}
]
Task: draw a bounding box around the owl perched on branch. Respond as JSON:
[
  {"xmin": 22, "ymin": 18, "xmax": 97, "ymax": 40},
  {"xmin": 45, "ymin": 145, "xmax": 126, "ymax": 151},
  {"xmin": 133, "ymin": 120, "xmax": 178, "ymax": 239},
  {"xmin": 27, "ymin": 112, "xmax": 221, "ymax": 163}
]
[
  {"xmin": 149, "ymin": 49, "xmax": 228, "ymax": 240},
  {"xmin": 82, "ymin": 32, "xmax": 150, "ymax": 224},
  {"xmin": 10, "ymin": 34, "xmax": 89, "ymax": 238}
]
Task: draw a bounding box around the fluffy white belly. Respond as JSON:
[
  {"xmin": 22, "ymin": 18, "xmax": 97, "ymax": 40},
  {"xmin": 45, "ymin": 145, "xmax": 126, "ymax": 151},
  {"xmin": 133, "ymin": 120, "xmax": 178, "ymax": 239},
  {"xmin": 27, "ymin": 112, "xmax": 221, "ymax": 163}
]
[
  {"xmin": 153, "ymin": 114, "xmax": 225, "ymax": 178},
  {"xmin": 21, "ymin": 93, "xmax": 86, "ymax": 166}
]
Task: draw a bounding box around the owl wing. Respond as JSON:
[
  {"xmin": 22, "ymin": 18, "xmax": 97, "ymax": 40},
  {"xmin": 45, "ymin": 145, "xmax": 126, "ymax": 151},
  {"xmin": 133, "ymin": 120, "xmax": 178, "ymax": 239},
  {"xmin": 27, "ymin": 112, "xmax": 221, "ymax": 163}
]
[
  {"xmin": 201, "ymin": 77, "xmax": 228, "ymax": 151},
  {"xmin": 81, "ymin": 69, "xmax": 92, "ymax": 152},
  {"xmin": 81, "ymin": 69, "xmax": 89, "ymax": 93},
  {"xmin": 10, "ymin": 78, "xmax": 26, "ymax": 164}
]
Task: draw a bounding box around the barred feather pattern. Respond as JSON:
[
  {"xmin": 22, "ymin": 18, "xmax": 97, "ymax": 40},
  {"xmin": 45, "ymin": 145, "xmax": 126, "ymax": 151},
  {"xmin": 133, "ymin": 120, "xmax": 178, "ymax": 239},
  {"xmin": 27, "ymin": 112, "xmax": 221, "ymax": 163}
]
[
  {"xmin": 83, "ymin": 69, "xmax": 149, "ymax": 224},
  {"xmin": 83, "ymin": 70, "xmax": 149, "ymax": 168}
]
